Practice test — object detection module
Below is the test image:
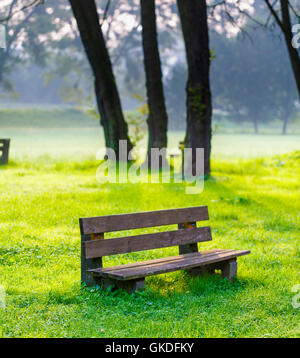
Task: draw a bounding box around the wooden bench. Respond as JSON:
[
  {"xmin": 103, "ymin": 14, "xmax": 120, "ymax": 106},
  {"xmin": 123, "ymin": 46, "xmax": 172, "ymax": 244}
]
[
  {"xmin": 0, "ymin": 139, "xmax": 10, "ymax": 165},
  {"xmin": 80, "ymin": 206, "xmax": 250, "ymax": 293}
]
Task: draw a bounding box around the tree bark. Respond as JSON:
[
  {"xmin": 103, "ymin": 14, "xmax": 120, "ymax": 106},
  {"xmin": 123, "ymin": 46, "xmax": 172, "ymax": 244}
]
[
  {"xmin": 282, "ymin": 115, "xmax": 288, "ymax": 135},
  {"xmin": 264, "ymin": 0, "xmax": 300, "ymax": 100},
  {"xmin": 280, "ymin": 0, "xmax": 300, "ymax": 100},
  {"xmin": 253, "ymin": 118, "xmax": 259, "ymax": 134},
  {"xmin": 177, "ymin": 0, "xmax": 212, "ymax": 176},
  {"xmin": 281, "ymin": 105, "xmax": 291, "ymax": 134},
  {"xmin": 69, "ymin": 0, "xmax": 133, "ymax": 158},
  {"xmin": 140, "ymin": 0, "xmax": 168, "ymax": 167}
]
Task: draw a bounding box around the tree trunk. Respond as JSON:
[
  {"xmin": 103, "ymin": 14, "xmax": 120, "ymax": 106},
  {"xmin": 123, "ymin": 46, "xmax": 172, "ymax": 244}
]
[
  {"xmin": 281, "ymin": 105, "xmax": 291, "ymax": 135},
  {"xmin": 280, "ymin": 0, "xmax": 300, "ymax": 101},
  {"xmin": 177, "ymin": 0, "xmax": 212, "ymax": 177},
  {"xmin": 140, "ymin": 0, "xmax": 168, "ymax": 168},
  {"xmin": 265, "ymin": 0, "xmax": 300, "ymax": 100},
  {"xmin": 282, "ymin": 115, "xmax": 288, "ymax": 135},
  {"xmin": 69, "ymin": 0, "xmax": 133, "ymax": 159},
  {"xmin": 253, "ymin": 118, "xmax": 259, "ymax": 134}
]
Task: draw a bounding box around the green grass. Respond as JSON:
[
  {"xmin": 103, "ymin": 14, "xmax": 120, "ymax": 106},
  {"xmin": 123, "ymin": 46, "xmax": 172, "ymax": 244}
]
[
  {"xmin": 0, "ymin": 127, "xmax": 300, "ymax": 160},
  {"xmin": 0, "ymin": 133, "xmax": 299, "ymax": 337}
]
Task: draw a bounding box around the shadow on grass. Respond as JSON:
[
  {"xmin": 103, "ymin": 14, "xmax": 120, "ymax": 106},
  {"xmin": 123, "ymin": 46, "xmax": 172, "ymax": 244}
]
[
  {"xmin": 0, "ymin": 160, "xmax": 18, "ymax": 169},
  {"xmin": 78, "ymin": 271, "xmax": 260, "ymax": 307}
]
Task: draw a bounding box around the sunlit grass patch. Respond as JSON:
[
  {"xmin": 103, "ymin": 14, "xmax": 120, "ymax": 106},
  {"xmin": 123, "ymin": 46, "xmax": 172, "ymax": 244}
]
[{"xmin": 0, "ymin": 150, "xmax": 299, "ymax": 337}]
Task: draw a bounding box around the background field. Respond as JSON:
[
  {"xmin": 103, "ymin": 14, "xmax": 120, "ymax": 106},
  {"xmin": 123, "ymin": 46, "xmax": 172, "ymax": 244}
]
[
  {"xmin": 1, "ymin": 108, "xmax": 300, "ymax": 161},
  {"xmin": 0, "ymin": 108, "xmax": 299, "ymax": 338}
]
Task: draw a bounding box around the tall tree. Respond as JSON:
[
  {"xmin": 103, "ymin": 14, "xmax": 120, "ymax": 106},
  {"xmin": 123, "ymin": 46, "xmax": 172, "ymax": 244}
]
[
  {"xmin": 177, "ymin": 0, "xmax": 212, "ymax": 176},
  {"xmin": 140, "ymin": 0, "xmax": 168, "ymax": 167},
  {"xmin": 69, "ymin": 0, "xmax": 133, "ymax": 158},
  {"xmin": 264, "ymin": 0, "xmax": 300, "ymax": 100}
]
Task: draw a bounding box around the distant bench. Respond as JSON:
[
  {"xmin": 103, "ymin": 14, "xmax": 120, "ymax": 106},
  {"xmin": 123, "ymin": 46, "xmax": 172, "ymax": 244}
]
[
  {"xmin": 80, "ymin": 206, "xmax": 250, "ymax": 293},
  {"xmin": 0, "ymin": 139, "xmax": 10, "ymax": 165}
]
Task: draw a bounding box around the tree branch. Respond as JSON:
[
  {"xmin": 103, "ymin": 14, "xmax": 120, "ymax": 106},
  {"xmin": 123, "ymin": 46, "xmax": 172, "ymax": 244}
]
[
  {"xmin": 101, "ymin": 0, "xmax": 111, "ymax": 26},
  {"xmin": 264, "ymin": 0, "xmax": 285, "ymax": 32},
  {"xmin": 288, "ymin": 0, "xmax": 300, "ymax": 20},
  {"xmin": 0, "ymin": 0, "xmax": 42, "ymax": 23}
]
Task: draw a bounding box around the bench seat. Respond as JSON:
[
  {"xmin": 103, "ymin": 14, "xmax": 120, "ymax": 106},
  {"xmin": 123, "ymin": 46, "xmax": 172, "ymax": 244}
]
[
  {"xmin": 80, "ymin": 207, "xmax": 251, "ymax": 293},
  {"xmin": 89, "ymin": 249, "xmax": 250, "ymax": 281}
]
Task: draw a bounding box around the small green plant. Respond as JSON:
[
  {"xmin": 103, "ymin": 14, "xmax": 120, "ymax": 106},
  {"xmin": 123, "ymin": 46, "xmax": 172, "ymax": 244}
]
[
  {"xmin": 212, "ymin": 123, "xmax": 222, "ymax": 134},
  {"xmin": 188, "ymin": 86, "xmax": 207, "ymax": 116},
  {"xmin": 85, "ymin": 94, "xmax": 147, "ymax": 158},
  {"xmin": 125, "ymin": 112, "xmax": 146, "ymax": 148},
  {"xmin": 124, "ymin": 94, "xmax": 148, "ymax": 159},
  {"xmin": 85, "ymin": 95, "xmax": 100, "ymax": 121}
]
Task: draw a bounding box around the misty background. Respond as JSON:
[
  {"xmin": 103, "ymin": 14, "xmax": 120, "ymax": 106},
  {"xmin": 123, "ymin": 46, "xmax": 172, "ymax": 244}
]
[{"xmin": 0, "ymin": 0, "xmax": 299, "ymax": 154}]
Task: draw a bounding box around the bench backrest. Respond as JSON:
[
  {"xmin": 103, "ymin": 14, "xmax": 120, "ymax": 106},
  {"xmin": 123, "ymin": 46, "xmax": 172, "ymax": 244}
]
[{"xmin": 80, "ymin": 206, "xmax": 211, "ymax": 261}]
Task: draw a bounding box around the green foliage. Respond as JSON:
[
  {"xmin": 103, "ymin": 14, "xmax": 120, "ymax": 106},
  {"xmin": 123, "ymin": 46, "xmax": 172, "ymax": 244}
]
[
  {"xmin": 83, "ymin": 92, "xmax": 148, "ymax": 153},
  {"xmin": 210, "ymin": 48, "xmax": 217, "ymax": 61},
  {"xmin": 0, "ymin": 0, "xmax": 77, "ymax": 94},
  {"xmin": 0, "ymin": 135, "xmax": 299, "ymax": 337},
  {"xmin": 212, "ymin": 123, "xmax": 223, "ymax": 135},
  {"xmin": 188, "ymin": 86, "xmax": 207, "ymax": 117},
  {"xmin": 124, "ymin": 94, "xmax": 148, "ymax": 153},
  {"xmin": 125, "ymin": 111, "xmax": 147, "ymax": 149},
  {"xmin": 84, "ymin": 96, "xmax": 101, "ymax": 121}
]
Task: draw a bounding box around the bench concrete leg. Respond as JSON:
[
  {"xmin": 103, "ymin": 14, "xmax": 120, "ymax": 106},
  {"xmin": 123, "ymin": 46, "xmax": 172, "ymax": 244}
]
[
  {"xmin": 99, "ymin": 277, "xmax": 145, "ymax": 294},
  {"xmin": 221, "ymin": 259, "xmax": 237, "ymax": 282}
]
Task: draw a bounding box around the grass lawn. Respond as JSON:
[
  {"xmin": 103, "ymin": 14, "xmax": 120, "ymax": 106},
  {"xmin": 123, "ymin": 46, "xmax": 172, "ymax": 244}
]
[
  {"xmin": 0, "ymin": 128, "xmax": 299, "ymax": 337},
  {"xmin": 1, "ymin": 107, "xmax": 300, "ymax": 161},
  {"xmin": 1, "ymin": 127, "xmax": 300, "ymax": 160}
]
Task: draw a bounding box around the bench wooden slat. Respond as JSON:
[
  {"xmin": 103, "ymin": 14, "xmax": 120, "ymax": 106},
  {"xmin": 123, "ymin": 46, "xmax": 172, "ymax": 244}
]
[
  {"xmin": 85, "ymin": 226, "xmax": 212, "ymax": 258},
  {"xmin": 80, "ymin": 206, "xmax": 209, "ymax": 235},
  {"xmin": 94, "ymin": 250, "xmax": 236, "ymax": 276},
  {"xmin": 90, "ymin": 249, "xmax": 224, "ymax": 273},
  {"xmin": 89, "ymin": 249, "xmax": 251, "ymax": 280}
]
